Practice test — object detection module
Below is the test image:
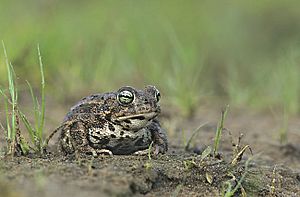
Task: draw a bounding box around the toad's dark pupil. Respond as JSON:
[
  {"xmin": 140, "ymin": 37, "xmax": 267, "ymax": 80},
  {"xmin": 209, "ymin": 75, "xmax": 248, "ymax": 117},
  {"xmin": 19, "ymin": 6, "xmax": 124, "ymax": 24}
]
[{"xmin": 118, "ymin": 90, "xmax": 134, "ymax": 104}]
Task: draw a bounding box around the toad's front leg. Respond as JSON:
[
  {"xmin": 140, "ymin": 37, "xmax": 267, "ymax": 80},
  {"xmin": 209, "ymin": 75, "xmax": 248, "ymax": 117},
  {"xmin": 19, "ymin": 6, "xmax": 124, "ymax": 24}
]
[{"xmin": 147, "ymin": 119, "xmax": 168, "ymax": 155}]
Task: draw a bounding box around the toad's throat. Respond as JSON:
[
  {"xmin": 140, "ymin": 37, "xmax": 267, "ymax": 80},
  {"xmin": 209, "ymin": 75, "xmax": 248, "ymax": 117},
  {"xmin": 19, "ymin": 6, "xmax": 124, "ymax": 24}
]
[{"xmin": 116, "ymin": 112, "xmax": 158, "ymax": 121}]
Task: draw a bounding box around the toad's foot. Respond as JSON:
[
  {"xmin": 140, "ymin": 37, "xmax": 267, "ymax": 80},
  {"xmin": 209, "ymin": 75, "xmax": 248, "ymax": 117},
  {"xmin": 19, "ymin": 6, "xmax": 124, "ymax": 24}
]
[
  {"xmin": 133, "ymin": 149, "xmax": 149, "ymax": 156},
  {"xmin": 148, "ymin": 120, "xmax": 168, "ymax": 155},
  {"xmin": 96, "ymin": 149, "xmax": 113, "ymax": 156}
]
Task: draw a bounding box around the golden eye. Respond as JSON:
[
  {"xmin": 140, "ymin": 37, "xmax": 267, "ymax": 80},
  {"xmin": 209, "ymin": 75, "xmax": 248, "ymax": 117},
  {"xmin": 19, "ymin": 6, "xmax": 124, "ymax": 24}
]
[
  {"xmin": 155, "ymin": 90, "xmax": 161, "ymax": 102},
  {"xmin": 117, "ymin": 90, "xmax": 134, "ymax": 105}
]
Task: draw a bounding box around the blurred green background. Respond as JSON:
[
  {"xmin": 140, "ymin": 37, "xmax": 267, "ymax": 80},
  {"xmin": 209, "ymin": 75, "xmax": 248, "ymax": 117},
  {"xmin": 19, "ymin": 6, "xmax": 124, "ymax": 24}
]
[{"xmin": 1, "ymin": 0, "xmax": 300, "ymax": 115}]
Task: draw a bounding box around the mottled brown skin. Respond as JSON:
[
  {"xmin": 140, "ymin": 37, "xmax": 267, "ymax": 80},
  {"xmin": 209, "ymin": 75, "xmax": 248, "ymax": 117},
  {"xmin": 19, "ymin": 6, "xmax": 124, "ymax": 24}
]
[{"xmin": 59, "ymin": 85, "xmax": 168, "ymax": 156}]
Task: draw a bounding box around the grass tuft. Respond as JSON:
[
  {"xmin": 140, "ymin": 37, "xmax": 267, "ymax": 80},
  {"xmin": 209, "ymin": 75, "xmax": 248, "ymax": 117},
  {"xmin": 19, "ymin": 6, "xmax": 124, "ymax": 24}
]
[
  {"xmin": 19, "ymin": 45, "xmax": 46, "ymax": 154},
  {"xmin": 1, "ymin": 41, "xmax": 19, "ymax": 155},
  {"xmin": 213, "ymin": 105, "xmax": 229, "ymax": 157},
  {"xmin": 0, "ymin": 42, "xmax": 46, "ymax": 156}
]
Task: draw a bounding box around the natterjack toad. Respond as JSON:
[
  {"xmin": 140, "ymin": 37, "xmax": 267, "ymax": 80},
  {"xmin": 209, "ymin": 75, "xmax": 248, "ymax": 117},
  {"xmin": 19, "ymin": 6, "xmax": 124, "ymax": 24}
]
[{"xmin": 58, "ymin": 85, "xmax": 168, "ymax": 156}]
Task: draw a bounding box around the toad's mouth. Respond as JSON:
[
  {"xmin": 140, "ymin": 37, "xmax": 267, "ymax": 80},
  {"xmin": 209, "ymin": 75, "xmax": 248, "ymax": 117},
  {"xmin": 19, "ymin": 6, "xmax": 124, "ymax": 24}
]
[{"xmin": 116, "ymin": 112, "xmax": 158, "ymax": 121}]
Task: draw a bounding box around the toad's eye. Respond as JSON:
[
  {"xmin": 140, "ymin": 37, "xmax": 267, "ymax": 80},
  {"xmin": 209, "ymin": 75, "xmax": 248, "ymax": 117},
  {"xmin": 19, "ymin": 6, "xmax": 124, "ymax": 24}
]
[
  {"xmin": 155, "ymin": 90, "xmax": 161, "ymax": 102},
  {"xmin": 117, "ymin": 90, "xmax": 134, "ymax": 105}
]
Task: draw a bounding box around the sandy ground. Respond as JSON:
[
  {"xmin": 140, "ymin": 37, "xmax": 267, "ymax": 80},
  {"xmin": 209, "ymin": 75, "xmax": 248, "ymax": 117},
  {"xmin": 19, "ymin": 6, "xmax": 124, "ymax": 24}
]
[{"xmin": 0, "ymin": 104, "xmax": 300, "ymax": 196}]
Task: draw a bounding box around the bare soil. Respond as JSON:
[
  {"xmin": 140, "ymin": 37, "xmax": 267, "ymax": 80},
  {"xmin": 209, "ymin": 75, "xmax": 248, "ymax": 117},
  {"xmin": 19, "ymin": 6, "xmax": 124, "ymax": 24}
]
[{"xmin": 0, "ymin": 105, "xmax": 300, "ymax": 197}]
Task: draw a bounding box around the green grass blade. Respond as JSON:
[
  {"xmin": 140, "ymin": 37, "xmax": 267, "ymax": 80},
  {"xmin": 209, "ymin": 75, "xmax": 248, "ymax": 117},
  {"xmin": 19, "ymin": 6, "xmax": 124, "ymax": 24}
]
[
  {"xmin": 3, "ymin": 97, "xmax": 11, "ymax": 140},
  {"xmin": 148, "ymin": 141, "xmax": 154, "ymax": 161},
  {"xmin": 18, "ymin": 110, "xmax": 36, "ymax": 145},
  {"xmin": 213, "ymin": 105, "xmax": 229, "ymax": 157},
  {"xmin": 2, "ymin": 41, "xmax": 14, "ymax": 102},
  {"xmin": 9, "ymin": 63, "xmax": 18, "ymax": 101},
  {"xmin": 185, "ymin": 122, "xmax": 208, "ymax": 151},
  {"xmin": 9, "ymin": 64, "xmax": 17, "ymax": 145},
  {"xmin": 2, "ymin": 42, "xmax": 17, "ymax": 147},
  {"xmin": 37, "ymin": 44, "xmax": 45, "ymax": 142},
  {"xmin": 26, "ymin": 80, "xmax": 39, "ymax": 134}
]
